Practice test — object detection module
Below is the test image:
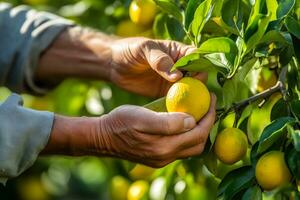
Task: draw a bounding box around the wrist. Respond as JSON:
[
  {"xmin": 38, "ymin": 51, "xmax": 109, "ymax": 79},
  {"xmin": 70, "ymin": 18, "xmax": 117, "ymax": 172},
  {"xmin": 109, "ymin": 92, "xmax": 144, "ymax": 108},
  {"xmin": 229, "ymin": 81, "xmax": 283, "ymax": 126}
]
[{"xmin": 41, "ymin": 115, "xmax": 97, "ymax": 156}]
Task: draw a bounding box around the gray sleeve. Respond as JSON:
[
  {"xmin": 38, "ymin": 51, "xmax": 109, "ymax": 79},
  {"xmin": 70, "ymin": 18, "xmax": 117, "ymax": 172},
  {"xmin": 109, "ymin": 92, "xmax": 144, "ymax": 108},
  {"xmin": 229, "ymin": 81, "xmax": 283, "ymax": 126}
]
[
  {"xmin": 0, "ymin": 94, "xmax": 54, "ymax": 184},
  {"xmin": 0, "ymin": 3, "xmax": 73, "ymax": 184},
  {"xmin": 0, "ymin": 3, "xmax": 73, "ymax": 94}
]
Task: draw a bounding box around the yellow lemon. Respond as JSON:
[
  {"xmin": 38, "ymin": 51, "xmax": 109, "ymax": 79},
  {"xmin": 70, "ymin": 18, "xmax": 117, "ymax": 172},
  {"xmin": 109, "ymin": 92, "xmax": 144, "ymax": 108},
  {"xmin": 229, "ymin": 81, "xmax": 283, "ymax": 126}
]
[
  {"xmin": 116, "ymin": 20, "xmax": 152, "ymax": 37},
  {"xmin": 214, "ymin": 128, "xmax": 248, "ymax": 164},
  {"xmin": 257, "ymin": 67, "xmax": 277, "ymax": 93},
  {"xmin": 255, "ymin": 151, "xmax": 292, "ymax": 191},
  {"xmin": 18, "ymin": 177, "xmax": 49, "ymax": 200},
  {"xmin": 129, "ymin": 164, "xmax": 156, "ymax": 180},
  {"xmin": 110, "ymin": 176, "xmax": 130, "ymax": 200},
  {"xmin": 127, "ymin": 180, "xmax": 149, "ymax": 200},
  {"xmin": 166, "ymin": 77, "xmax": 210, "ymax": 122},
  {"xmin": 129, "ymin": 0, "xmax": 157, "ymax": 26}
]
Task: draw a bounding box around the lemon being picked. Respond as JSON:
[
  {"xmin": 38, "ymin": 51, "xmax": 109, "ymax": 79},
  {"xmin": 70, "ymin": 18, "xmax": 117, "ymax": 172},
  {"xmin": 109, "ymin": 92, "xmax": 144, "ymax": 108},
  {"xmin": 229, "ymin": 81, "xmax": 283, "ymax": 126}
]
[
  {"xmin": 255, "ymin": 151, "xmax": 292, "ymax": 191},
  {"xmin": 129, "ymin": 0, "xmax": 157, "ymax": 26},
  {"xmin": 214, "ymin": 128, "xmax": 248, "ymax": 164},
  {"xmin": 166, "ymin": 77, "xmax": 210, "ymax": 122}
]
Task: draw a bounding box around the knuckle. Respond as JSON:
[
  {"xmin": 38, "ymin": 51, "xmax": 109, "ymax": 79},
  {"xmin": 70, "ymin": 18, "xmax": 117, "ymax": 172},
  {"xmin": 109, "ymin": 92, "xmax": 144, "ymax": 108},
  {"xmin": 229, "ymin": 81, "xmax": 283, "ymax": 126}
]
[{"xmin": 154, "ymin": 146, "xmax": 174, "ymax": 160}]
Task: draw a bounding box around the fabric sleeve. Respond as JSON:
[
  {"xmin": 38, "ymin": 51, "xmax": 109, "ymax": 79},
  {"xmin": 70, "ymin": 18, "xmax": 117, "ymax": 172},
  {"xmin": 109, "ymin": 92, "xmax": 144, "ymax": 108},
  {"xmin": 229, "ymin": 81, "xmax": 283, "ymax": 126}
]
[
  {"xmin": 0, "ymin": 3, "xmax": 73, "ymax": 184},
  {"xmin": 0, "ymin": 2, "xmax": 73, "ymax": 94},
  {"xmin": 0, "ymin": 94, "xmax": 54, "ymax": 184}
]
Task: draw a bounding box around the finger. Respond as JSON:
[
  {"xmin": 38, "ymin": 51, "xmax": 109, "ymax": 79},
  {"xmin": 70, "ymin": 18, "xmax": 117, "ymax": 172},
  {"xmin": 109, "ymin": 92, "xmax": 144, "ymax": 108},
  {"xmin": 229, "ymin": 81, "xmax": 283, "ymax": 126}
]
[
  {"xmin": 174, "ymin": 94, "xmax": 217, "ymax": 149},
  {"xmin": 192, "ymin": 73, "xmax": 208, "ymax": 83},
  {"xmin": 177, "ymin": 143, "xmax": 205, "ymax": 159},
  {"xmin": 129, "ymin": 106, "xmax": 196, "ymax": 135},
  {"xmin": 146, "ymin": 48, "xmax": 183, "ymax": 82},
  {"xmin": 156, "ymin": 40, "xmax": 196, "ymax": 60}
]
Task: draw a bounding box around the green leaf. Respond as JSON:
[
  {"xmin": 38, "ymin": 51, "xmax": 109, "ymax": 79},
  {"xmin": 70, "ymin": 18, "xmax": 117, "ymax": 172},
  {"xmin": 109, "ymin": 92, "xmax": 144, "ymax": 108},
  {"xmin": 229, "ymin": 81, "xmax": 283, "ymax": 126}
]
[
  {"xmin": 171, "ymin": 53, "xmax": 229, "ymax": 75},
  {"xmin": 165, "ymin": 16, "xmax": 185, "ymax": 40},
  {"xmin": 153, "ymin": 14, "xmax": 172, "ymax": 39},
  {"xmin": 235, "ymin": 58, "xmax": 258, "ymax": 81},
  {"xmin": 191, "ymin": 0, "xmax": 213, "ymax": 42},
  {"xmin": 223, "ymin": 168, "xmax": 255, "ymax": 200},
  {"xmin": 247, "ymin": 0, "xmax": 267, "ymax": 26},
  {"xmin": 245, "ymin": 14, "xmax": 272, "ymax": 52},
  {"xmin": 266, "ymin": 0, "xmax": 278, "ymax": 20},
  {"xmin": 204, "ymin": 53, "xmax": 232, "ymax": 70},
  {"xmin": 197, "ymin": 37, "xmax": 238, "ymax": 55},
  {"xmin": 259, "ymin": 30, "xmax": 291, "ymax": 45},
  {"xmin": 241, "ymin": 185, "xmax": 262, "ymax": 200},
  {"xmin": 153, "ymin": 0, "xmax": 182, "ymax": 23},
  {"xmin": 277, "ymin": 0, "xmax": 295, "ymax": 19},
  {"xmin": 171, "ymin": 53, "xmax": 201, "ymax": 71},
  {"xmin": 184, "ymin": 0, "xmax": 201, "ymax": 30},
  {"xmin": 286, "ymin": 147, "xmax": 300, "ymax": 179},
  {"xmin": 222, "ymin": 79, "xmax": 237, "ymax": 109},
  {"xmin": 271, "ymin": 98, "xmax": 289, "ymax": 121},
  {"xmin": 218, "ymin": 166, "xmax": 255, "ymax": 198},
  {"xmin": 291, "ymin": 100, "xmax": 300, "ymax": 119},
  {"xmin": 237, "ymin": 105, "xmax": 253, "ymax": 127},
  {"xmin": 287, "ymin": 125, "xmax": 300, "ymax": 151},
  {"xmin": 203, "ymin": 150, "xmax": 218, "ymax": 175},
  {"xmin": 221, "ymin": 0, "xmax": 243, "ymax": 31},
  {"xmin": 257, "ymin": 117, "xmax": 295, "ymax": 154},
  {"xmin": 210, "ymin": 120, "xmax": 220, "ymax": 144},
  {"xmin": 143, "ymin": 97, "xmax": 167, "ymax": 112},
  {"xmin": 285, "ymin": 15, "xmax": 300, "ymax": 39}
]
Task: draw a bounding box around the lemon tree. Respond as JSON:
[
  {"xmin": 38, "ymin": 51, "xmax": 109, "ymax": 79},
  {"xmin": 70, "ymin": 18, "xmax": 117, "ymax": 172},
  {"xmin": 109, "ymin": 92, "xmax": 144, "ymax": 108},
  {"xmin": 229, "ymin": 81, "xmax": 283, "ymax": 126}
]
[
  {"xmin": 3, "ymin": 0, "xmax": 300, "ymax": 200},
  {"xmin": 146, "ymin": 0, "xmax": 300, "ymax": 199}
]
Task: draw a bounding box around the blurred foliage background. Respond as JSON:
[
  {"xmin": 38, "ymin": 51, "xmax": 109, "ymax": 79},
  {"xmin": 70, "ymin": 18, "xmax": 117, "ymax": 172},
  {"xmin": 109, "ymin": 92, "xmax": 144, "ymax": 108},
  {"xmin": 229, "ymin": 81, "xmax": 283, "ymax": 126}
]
[
  {"xmin": 0, "ymin": 0, "xmax": 158, "ymax": 200},
  {"xmin": 0, "ymin": 0, "xmax": 217, "ymax": 199}
]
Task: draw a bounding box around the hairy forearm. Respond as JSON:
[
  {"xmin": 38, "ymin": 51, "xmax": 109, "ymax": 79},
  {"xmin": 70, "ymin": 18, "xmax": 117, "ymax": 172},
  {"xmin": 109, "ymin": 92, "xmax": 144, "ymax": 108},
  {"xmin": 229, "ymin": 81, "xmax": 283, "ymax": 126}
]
[{"xmin": 36, "ymin": 27, "xmax": 116, "ymax": 85}]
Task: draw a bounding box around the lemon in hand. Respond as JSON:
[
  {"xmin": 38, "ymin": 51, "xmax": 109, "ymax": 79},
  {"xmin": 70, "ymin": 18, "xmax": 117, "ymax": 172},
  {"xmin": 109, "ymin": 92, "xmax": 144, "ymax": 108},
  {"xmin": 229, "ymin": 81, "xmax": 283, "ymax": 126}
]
[
  {"xmin": 214, "ymin": 128, "xmax": 248, "ymax": 164},
  {"xmin": 129, "ymin": 0, "xmax": 157, "ymax": 26},
  {"xmin": 166, "ymin": 77, "xmax": 210, "ymax": 122},
  {"xmin": 255, "ymin": 151, "xmax": 292, "ymax": 190}
]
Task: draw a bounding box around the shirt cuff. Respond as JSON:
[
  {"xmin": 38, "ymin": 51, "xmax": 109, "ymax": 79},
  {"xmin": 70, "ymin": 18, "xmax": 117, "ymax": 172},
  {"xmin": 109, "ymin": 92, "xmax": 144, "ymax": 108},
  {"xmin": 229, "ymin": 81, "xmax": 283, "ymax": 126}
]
[{"xmin": 0, "ymin": 94, "xmax": 54, "ymax": 182}]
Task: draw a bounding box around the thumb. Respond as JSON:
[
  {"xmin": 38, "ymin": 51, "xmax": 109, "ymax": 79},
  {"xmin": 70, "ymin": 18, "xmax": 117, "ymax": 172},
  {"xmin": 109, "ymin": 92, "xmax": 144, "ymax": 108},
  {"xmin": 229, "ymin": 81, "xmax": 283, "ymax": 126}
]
[
  {"xmin": 146, "ymin": 47, "xmax": 183, "ymax": 82},
  {"xmin": 128, "ymin": 106, "xmax": 196, "ymax": 135}
]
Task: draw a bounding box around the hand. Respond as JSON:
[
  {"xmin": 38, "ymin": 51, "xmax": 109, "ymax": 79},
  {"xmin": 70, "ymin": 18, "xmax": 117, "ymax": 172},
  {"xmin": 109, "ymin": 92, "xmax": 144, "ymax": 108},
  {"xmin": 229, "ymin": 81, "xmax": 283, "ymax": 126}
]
[
  {"xmin": 109, "ymin": 37, "xmax": 207, "ymax": 97},
  {"xmin": 92, "ymin": 94, "xmax": 216, "ymax": 167}
]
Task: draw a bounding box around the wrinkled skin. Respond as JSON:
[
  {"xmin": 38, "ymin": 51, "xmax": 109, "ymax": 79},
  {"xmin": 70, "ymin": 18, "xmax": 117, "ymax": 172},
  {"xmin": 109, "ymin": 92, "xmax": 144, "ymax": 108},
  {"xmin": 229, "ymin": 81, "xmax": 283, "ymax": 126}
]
[
  {"xmin": 109, "ymin": 37, "xmax": 207, "ymax": 97},
  {"xmin": 92, "ymin": 95, "xmax": 216, "ymax": 168}
]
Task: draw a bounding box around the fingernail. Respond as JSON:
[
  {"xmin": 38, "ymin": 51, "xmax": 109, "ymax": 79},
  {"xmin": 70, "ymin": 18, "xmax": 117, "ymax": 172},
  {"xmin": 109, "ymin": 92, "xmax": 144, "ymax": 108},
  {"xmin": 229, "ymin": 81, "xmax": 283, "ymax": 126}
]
[
  {"xmin": 184, "ymin": 117, "xmax": 195, "ymax": 130},
  {"xmin": 169, "ymin": 72, "xmax": 180, "ymax": 81}
]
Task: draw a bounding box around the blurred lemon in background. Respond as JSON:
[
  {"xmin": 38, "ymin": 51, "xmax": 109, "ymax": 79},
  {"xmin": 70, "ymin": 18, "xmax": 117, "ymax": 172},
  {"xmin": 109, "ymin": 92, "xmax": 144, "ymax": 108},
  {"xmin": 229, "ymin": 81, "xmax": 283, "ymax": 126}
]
[
  {"xmin": 110, "ymin": 176, "xmax": 130, "ymax": 200},
  {"xmin": 18, "ymin": 177, "xmax": 49, "ymax": 200},
  {"xmin": 257, "ymin": 67, "xmax": 277, "ymax": 93},
  {"xmin": 116, "ymin": 20, "xmax": 153, "ymax": 37},
  {"xmin": 129, "ymin": 0, "xmax": 157, "ymax": 26},
  {"xmin": 129, "ymin": 164, "xmax": 155, "ymax": 180},
  {"xmin": 127, "ymin": 180, "xmax": 149, "ymax": 200}
]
